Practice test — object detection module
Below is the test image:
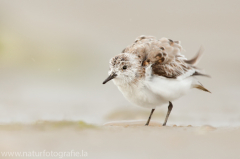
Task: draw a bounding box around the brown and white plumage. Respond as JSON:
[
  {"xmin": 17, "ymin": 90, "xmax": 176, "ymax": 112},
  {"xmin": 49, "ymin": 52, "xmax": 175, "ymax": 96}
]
[
  {"xmin": 103, "ymin": 36, "xmax": 209, "ymax": 111},
  {"xmin": 122, "ymin": 35, "xmax": 208, "ymax": 80},
  {"xmin": 103, "ymin": 35, "xmax": 210, "ymax": 125}
]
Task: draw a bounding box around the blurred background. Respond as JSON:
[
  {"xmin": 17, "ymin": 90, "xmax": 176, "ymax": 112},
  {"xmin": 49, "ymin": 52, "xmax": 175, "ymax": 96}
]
[{"xmin": 0, "ymin": 0, "xmax": 239, "ymax": 126}]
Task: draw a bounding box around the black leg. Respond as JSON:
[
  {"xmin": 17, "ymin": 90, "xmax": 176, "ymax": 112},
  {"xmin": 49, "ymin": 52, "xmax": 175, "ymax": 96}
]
[
  {"xmin": 163, "ymin": 102, "xmax": 173, "ymax": 126},
  {"xmin": 145, "ymin": 109, "xmax": 155, "ymax": 126}
]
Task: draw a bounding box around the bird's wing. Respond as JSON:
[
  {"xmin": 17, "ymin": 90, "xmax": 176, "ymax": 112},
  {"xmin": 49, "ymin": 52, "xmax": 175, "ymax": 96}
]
[{"xmin": 122, "ymin": 35, "xmax": 197, "ymax": 79}]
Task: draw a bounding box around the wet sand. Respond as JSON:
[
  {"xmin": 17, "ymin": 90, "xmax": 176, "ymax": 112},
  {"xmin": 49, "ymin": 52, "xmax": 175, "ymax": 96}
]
[{"xmin": 0, "ymin": 120, "xmax": 239, "ymax": 159}]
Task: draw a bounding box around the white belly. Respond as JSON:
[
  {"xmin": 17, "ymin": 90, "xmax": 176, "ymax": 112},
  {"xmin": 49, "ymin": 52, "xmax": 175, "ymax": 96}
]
[
  {"xmin": 117, "ymin": 83, "xmax": 168, "ymax": 109},
  {"xmin": 113, "ymin": 76, "xmax": 194, "ymax": 109},
  {"xmin": 145, "ymin": 75, "xmax": 194, "ymax": 101}
]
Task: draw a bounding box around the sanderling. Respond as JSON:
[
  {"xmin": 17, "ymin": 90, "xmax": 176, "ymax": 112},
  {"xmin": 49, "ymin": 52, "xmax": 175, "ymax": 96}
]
[{"xmin": 103, "ymin": 35, "xmax": 210, "ymax": 126}]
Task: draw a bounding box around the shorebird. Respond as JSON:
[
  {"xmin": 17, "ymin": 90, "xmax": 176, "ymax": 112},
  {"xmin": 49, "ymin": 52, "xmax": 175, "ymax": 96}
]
[{"xmin": 103, "ymin": 35, "xmax": 210, "ymax": 126}]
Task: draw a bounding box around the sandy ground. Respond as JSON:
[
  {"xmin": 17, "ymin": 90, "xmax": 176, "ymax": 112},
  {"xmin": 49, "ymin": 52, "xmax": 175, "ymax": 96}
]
[{"xmin": 0, "ymin": 120, "xmax": 239, "ymax": 159}]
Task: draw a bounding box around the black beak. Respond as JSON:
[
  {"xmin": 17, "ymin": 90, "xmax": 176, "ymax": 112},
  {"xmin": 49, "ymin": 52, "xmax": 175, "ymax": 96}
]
[{"xmin": 102, "ymin": 73, "xmax": 117, "ymax": 84}]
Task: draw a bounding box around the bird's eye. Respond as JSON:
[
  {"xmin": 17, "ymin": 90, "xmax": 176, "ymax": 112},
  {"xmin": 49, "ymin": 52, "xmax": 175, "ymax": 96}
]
[{"xmin": 123, "ymin": 66, "xmax": 127, "ymax": 70}]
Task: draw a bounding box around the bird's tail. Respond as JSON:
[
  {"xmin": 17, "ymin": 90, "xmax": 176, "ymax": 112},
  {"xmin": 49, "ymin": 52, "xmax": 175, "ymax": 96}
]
[
  {"xmin": 188, "ymin": 47, "xmax": 211, "ymax": 93},
  {"xmin": 192, "ymin": 84, "xmax": 211, "ymax": 93}
]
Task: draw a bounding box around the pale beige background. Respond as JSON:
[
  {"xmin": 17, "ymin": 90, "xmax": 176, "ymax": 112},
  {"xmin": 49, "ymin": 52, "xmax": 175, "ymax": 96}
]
[
  {"xmin": 0, "ymin": 1, "xmax": 240, "ymax": 159},
  {"xmin": 0, "ymin": 0, "xmax": 239, "ymax": 126}
]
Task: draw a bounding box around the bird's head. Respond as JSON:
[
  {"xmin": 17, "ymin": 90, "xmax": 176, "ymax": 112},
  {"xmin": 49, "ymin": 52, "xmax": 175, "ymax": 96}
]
[{"xmin": 103, "ymin": 53, "xmax": 142, "ymax": 85}]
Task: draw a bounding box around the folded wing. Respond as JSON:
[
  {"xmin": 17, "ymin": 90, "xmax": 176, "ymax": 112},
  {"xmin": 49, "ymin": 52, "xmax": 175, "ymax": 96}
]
[{"xmin": 122, "ymin": 35, "xmax": 198, "ymax": 79}]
